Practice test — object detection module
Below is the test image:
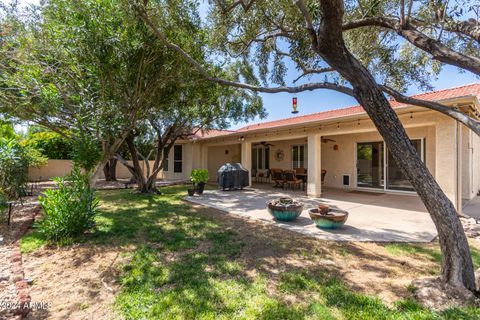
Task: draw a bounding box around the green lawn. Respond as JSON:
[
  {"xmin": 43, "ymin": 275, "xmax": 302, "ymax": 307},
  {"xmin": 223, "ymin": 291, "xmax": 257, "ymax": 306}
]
[{"xmin": 22, "ymin": 187, "xmax": 480, "ymax": 319}]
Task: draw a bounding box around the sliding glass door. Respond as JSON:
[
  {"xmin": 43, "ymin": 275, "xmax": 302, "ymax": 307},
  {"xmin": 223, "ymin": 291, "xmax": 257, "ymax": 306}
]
[
  {"xmin": 356, "ymin": 142, "xmax": 384, "ymax": 189},
  {"xmin": 386, "ymin": 139, "xmax": 423, "ymax": 191},
  {"xmin": 356, "ymin": 139, "xmax": 424, "ymax": 192}
]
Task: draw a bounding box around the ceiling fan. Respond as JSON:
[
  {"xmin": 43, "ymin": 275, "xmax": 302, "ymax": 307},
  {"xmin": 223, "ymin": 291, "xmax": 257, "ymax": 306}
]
[
  {"xmin": 253, "ymin": 141, "xmax": 275, "ymax": 147},
  {"xmin": 321, "ymin": 137, "xmax": 336, "ymax": 143}
]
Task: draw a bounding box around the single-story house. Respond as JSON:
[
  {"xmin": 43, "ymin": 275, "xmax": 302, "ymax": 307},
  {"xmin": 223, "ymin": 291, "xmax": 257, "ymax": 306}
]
[
  {"xmin": 27, "ymin": 83, "xmax": 480, "ymax": 214},
  {"xmin": 168, "ymin": 83, "xmax": 480, "ymax": 214}
]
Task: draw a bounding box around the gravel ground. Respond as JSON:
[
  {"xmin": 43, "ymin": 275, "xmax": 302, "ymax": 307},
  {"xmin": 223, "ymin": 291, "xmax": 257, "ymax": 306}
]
[
  {"xmin": 0, "ymin": 197, "xmax": 39, "ymax": 319},
  {"xmin": 0, "ymin": 245, "xmax": 17, "ymax": 319}
]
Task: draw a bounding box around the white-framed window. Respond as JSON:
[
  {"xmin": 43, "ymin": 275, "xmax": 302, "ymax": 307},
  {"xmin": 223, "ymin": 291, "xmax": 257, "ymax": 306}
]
[
  {"xmin": 291, "ymin": 144, "xmax": 307, "ymax": 169},
  {"xmin": 252, "ymin": 146, "xmax": 269, "ymax": 171}
]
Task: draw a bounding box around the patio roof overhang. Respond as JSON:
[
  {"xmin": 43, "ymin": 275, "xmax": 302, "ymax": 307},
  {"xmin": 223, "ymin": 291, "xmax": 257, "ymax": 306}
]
[{"xmin": 197, "ymin": 94, "xmax": 479, "ymax": 144}]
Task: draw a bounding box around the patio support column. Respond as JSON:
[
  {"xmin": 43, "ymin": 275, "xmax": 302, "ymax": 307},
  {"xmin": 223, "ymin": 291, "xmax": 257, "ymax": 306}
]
[
  {"xmin": 435, "ymin": 117, "xmax": 457, "ymax": 207},
  {"xmin": 307, "ymin": 133, "xmax": 322, "ymax": 197},
  {"xmin": 241, "ymin": 141, "xmax": 252, "ymax": 186},
  {"xmin": 456, "ymin": 121, "xmax": 463, "ymax": 215}
]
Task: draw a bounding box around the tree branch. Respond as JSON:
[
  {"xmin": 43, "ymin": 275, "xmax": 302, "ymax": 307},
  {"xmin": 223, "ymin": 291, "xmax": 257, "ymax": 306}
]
[
  {"xmin": 343, "ymin": 16, "xmax": 480, "ymax": 76},
  {"xmin": 293, "ymin": 67, "xmax": 335, "ymax": 83},
  {"xmin": 135, "ymin": 4, "xmax": 354, "ymax": 96},
  {"xmin": 380, "ymin": 85, "xmax": 480, "ymax": 136}
]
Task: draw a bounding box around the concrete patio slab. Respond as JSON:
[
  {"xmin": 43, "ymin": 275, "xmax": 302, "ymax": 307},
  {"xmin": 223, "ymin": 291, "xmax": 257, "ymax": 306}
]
[{"xmin": 185, "ymin": 187, "xmax": 437, "ymax": 242}]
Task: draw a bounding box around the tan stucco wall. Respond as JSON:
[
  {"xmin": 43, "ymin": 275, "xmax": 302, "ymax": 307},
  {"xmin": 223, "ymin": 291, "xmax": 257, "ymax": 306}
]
[
  {"xmin": 28, "ymin": 144, "xmax": 192, "ymax": 181},
  {"xmin": 461, "ymin": 125, "xmax": 480, "ymax": 201},
  {"xmin": 28, "ymin": 159, "xmax": 74, "ymax": 181},
  {"xmin": 472, "ymin": 131, "xmax": 480, "ymax": 198},
  {"xmin": 206, "ymin": 144, "xmax": 241, "ymax": 181},
  {"xmin": 29, "ymin": 159, "xmax": 160, "ymax": 181}
]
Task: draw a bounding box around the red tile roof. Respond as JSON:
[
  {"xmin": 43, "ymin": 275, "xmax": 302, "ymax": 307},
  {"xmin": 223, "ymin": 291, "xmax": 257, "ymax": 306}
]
[
  {"xmin": 235, "ymin": 83, "xmax": 480, "ymax": 133},
  {"xmin": 190, "ymin": 129, "xmax": 235, "ymax": 140}
]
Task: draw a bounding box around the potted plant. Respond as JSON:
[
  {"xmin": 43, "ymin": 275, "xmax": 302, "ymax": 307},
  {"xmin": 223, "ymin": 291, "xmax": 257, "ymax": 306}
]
[
  {"xmin": 190, "ymin": 169, "xmax": 209, "ymax": 195},
  {"xmin": 266, "ymin": 197, "xmax": 304, "ymax": 221}
]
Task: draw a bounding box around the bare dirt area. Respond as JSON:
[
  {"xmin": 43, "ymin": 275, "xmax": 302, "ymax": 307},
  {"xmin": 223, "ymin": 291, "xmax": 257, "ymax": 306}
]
[{"xmin": 23, "ymin": 244, "xmax": 133, "ymax": 320}]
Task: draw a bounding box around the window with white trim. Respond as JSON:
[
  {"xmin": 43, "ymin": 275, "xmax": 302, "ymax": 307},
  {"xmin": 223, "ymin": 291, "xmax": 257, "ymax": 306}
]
[{"xmin": 291, "ymin": 145, "xmax": 307, "ymax": 169}]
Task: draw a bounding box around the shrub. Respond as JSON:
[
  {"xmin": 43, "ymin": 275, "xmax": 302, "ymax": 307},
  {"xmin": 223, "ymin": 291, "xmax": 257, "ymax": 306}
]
[
  {"xmin": 22, "ymin": 131, "xmax": 73, "ymax": 159},
  {"xmin": 0, "ymin": 138, "xmax": 46, "ymax": 199},
  {"xmin": 70, "ymin": 130, "xmax": 101, "ymax": 172},
  {"xmin": 37, "ymin": 168, "xmax": 99, "ymax": 241},
  {"xmin": 191, "ymin": 169, "xmax": 209, "ymax": 184}
]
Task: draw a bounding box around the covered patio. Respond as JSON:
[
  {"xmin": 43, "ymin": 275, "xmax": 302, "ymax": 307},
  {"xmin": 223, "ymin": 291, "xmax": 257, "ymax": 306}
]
[{"xmin": 185, "ymin": 186, "xmax": 437, "ymax": 243}]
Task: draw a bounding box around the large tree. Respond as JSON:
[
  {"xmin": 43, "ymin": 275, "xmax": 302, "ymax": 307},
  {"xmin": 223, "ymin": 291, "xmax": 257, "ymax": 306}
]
[
  {"xmin": 136, "ymin": 0, "xmax": 479, "ymax": 294},
  {"xmin": 0, "ymin": 0, "xmax": 263, "ymax": 186},
  {"xmin": 117, "ymin": 77, "xmax": 262, "ymax": 193}
]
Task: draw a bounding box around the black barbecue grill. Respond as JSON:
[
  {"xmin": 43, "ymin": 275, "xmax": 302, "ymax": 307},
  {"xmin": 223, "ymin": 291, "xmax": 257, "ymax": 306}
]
[{"xmin": 217, "ymin": 163, "xmax": 249, "ymax": 190}]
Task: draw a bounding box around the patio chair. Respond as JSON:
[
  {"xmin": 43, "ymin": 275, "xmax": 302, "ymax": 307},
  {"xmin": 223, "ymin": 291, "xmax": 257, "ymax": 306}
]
[
  {"xmin": 251, "ymin": 168, "xmax": 258, "ymax": 182},
  {"xmin": 271, "ymin": 168, "xmax": 285, "ymax": 188},
  {"xmin": 283, "ymin": 170, "xmax": 303, "ymax": 190},
  {"xmin": 257, "ymin": 170, "xmax": 266, "ymax": 183},
  {"xmin": 321, "ymin": 169, "xmax": 327, "ymax": 185},
  {"xmin": 295, "ymin": 167, "xmax": 306, "ymax": 175},
  {"xmin": 295, "ymin": 167, "xmax": 308, "ymax": 190}
]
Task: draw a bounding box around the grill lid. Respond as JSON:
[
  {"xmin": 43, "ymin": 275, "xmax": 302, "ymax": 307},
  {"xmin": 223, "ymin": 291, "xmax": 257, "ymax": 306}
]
[{"xmin": 218, "ymin": 163, "xmax": 248, "ymax": 173}]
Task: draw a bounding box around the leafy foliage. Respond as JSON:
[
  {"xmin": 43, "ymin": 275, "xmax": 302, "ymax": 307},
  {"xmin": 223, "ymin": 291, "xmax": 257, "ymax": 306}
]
[
  {"xmin": 70, "ymin": 130, "xmax": 102, "ymax": 172},
  {"xmin": 0, "ymin": 119, "xmax": 16, "ymax": 140},
  {"xmin": 0, "ymin": 137, "xmax": 46, "ymax": 199},
  {"xmin": 190, "ymin": 169, "xmax": 209, "ymax": 184},
  {"xmin": 37, "ymin": 168, "xmax": 99, "ymax": 242},
  {"xmin": 22, "ymin": 131, "xmax": 73, "ymax": 159}
]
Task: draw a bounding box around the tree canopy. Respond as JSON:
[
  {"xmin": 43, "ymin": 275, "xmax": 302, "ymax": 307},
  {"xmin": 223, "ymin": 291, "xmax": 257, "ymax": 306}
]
[{"xmin": 0, "ymin": 0, "xmax": 264, "ymax": 179}]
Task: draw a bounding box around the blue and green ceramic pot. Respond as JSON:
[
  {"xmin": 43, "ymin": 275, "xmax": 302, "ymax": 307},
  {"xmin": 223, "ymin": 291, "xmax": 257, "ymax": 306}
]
[
  {"xmin": 266, "ymin": 198, "xmax": 304, "ymax": 221},
  {"xmin": 309, "ymin": 208, "xmax": 348, "ymax": 229}
]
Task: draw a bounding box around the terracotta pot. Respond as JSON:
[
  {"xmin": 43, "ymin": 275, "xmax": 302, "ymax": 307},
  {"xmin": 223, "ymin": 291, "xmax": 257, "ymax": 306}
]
[{"xmin": 318, "ymin": 204, "xmax": 330, "ymax": 215}]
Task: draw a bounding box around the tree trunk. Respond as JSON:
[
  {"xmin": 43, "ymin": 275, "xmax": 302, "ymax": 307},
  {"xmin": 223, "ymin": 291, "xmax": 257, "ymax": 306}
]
[
  {"xmin": 315, "ymin": 0, "xmax": 476, "ymax": 292},
  {"xmin": 103, "ymin": 158, "xmax": 118, "ymax": 181},
  {"xmin": 125, "ymin": 135, "xmax": 158, "ymax": 194},
  {"xmin": 89, "ymin": 159, "xmax": 108, "ymax": 188}
]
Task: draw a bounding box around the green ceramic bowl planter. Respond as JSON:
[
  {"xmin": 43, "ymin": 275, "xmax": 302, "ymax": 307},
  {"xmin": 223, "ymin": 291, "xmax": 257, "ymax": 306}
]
[
  {"xmin": 308, "ymin": 205, "xmax": 349, "ymax": 229},
  {"xmin": 266, "ymin": 197, "xmax": 304, "ymax": 221}
]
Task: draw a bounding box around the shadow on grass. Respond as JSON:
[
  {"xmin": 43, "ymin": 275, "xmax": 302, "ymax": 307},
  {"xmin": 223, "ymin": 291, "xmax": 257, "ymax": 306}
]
[
  {"xmin": 384, "ymin": 243, "xmax": 480, "ymax": 269},
  {"xmin": 21, "ymin": 187, "xmax": 480, "ymax": 319}
]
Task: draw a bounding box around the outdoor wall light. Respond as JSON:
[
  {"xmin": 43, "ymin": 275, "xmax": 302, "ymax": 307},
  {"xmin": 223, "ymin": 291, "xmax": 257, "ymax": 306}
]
[
  {"xmin": 239, "ymin": 136, "xmax": 245, "ymax": 141},
  {"xmin": 292, "ymin": 97, "xmax": 298, "ymax": 114}
]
